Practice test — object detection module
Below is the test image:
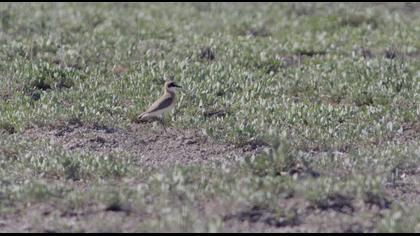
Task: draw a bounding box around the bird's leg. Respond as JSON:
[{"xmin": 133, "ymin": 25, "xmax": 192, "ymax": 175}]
[{"xmin": 160, "ymin": 114, "xmax": 167, "ymax": 134}]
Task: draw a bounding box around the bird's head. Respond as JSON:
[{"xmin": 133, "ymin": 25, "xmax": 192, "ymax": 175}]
[{"xmin": 165, "ymin": 80, "xmax": 182, "ymax": 93}]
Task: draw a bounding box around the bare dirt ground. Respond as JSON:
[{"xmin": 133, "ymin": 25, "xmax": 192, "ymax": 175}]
[{"xmin": 22, "ymin": 121, "xmax": 264, "ymax": 168}]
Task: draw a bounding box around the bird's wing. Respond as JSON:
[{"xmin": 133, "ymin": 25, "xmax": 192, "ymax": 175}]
[{"xmin": 145, "ymin": 95, "xmax": 174, "ymax": 114}]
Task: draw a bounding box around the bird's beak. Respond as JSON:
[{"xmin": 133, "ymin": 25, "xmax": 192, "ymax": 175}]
[{"xmin": 173, "ymin": 83, "xmax": 182, "ymax": 88}]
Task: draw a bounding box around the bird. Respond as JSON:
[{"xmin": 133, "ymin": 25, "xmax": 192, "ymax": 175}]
[{"xmin": 137, "ymin": 80, "xmax": 182, "ymax": 132}]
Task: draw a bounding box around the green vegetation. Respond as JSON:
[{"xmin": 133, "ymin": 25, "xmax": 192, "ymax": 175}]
[{"xmin": 1, "ymin": 2, "xmax": 420, "ymax": 232}]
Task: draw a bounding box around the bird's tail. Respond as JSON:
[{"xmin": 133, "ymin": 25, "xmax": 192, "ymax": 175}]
[
  {"xmin": 137, "ymin": 112, "xmax": 148, "ymax": 121},
  {"xmin": 137, "ymin": 112, "xmax": 156, "ymax": 123}
]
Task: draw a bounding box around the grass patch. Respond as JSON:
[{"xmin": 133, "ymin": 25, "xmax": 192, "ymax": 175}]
[{"xmin": 0, "ymin": 2, "xmax": 419, "ymax": 233}]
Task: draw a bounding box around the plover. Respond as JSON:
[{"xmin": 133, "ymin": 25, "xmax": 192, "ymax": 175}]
[{"xmin": 138, "ymin": 80, "xmax": 182, "ymax": 132}]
